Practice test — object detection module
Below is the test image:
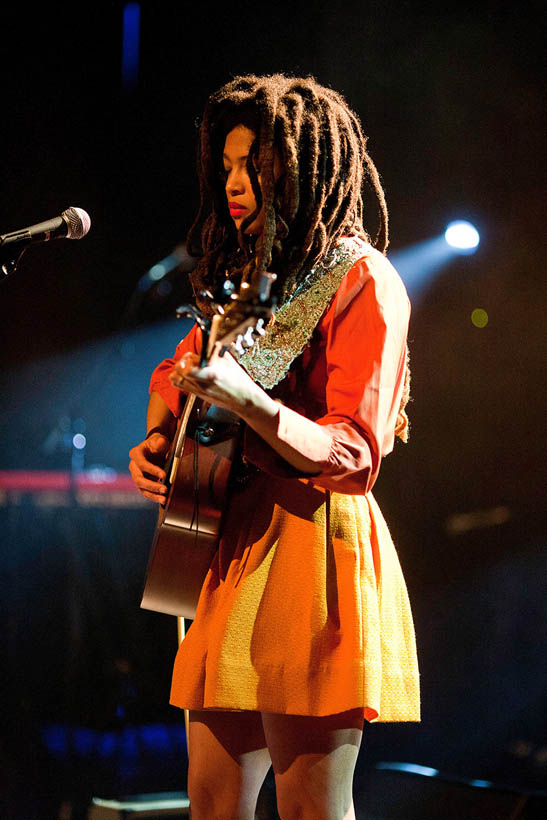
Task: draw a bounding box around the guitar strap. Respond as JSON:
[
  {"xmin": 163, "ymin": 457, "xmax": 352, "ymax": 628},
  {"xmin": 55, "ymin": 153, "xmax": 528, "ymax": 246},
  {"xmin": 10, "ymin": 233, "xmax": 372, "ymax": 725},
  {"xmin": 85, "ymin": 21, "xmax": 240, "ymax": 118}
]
[{"xmin": 233, "ymin": 236, "xmax": 371, "ymax": 390}]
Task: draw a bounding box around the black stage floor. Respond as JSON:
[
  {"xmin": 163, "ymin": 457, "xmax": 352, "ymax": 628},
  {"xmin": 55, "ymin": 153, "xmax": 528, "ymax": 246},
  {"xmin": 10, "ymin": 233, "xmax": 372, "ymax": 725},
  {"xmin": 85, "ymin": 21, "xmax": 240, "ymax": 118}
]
[{"xmin": 3, "ymin": 720, "xmax": 547, "ymax": 820}]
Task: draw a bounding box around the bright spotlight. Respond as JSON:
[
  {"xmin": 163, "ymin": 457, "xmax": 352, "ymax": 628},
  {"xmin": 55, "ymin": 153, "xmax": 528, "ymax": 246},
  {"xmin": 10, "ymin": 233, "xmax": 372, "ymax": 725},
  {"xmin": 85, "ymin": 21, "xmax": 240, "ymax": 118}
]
[
  {"xmin": 72, "ymin": 433, "xmax": 87, "ymax": 450},
  {"xmin": 444, "ymin": 220, "xmax": 480, "ymax": 251},
  {"xmin": 148, "ymin": 263, "xmax": 166, "ymax": 281}
]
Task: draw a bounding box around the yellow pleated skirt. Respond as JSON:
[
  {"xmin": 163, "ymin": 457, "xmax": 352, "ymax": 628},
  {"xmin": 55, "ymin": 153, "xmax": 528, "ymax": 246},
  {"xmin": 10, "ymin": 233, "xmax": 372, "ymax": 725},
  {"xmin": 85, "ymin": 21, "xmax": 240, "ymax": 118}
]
[{"xmin": 170, "ymin": 473, "xmax": 420, "ymax": 722}]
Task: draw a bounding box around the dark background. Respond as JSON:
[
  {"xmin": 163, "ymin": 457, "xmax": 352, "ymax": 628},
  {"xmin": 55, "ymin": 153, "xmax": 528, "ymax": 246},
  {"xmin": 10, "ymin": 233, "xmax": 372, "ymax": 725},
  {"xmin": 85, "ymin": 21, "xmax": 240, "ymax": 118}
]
[{"xmin": 1, "ymin": 1, "xmax": 546, "ymax": 817}]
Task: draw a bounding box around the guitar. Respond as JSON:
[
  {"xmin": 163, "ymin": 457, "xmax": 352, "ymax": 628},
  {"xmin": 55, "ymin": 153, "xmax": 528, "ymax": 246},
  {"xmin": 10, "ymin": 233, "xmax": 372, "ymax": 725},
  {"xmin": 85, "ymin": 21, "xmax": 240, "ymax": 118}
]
[{"xmin": 140, "ymin": 272, "xmax": 276, "ymax": 618}]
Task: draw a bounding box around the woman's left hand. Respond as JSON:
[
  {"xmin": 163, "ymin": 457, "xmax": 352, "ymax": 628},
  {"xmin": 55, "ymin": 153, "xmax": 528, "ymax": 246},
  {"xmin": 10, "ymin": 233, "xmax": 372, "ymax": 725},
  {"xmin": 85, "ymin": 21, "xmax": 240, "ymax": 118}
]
[{"xmin": 169, "ymin": 347, "xmax": 269, "ymax": 419}]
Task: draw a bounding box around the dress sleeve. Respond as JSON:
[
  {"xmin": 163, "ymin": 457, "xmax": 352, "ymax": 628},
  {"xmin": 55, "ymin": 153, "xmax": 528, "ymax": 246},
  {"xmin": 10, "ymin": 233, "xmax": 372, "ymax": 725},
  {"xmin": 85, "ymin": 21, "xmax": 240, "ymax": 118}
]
[
  {"xmin": 148, "ymin": 323, "xmax": 202, "ymax": 417},
  {"xmin": 244, "ymin": 250, "xmax": 411, "ymax": 495}
]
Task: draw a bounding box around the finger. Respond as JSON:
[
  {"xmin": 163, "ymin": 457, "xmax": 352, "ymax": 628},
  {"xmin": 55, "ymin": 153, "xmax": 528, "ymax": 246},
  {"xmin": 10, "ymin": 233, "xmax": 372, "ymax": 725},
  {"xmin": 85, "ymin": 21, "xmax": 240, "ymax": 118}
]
[
  {"xmin": 180, "ymin": 351, "xmax": 200, "ymax": 365},
  {"xmin": 138, "ymin": 476, "xmax": 167, "ymax": 494},
  {"xmin": 130, "ymin": 459, "xmax": 166, "ymax": 481},
  {"xmin": 145, "ymin": 431, "xmax": 169, "ymax": 445},
  {"xmin": 140, "ymin": 489, "xmax": 167, "ymax": 505},
  {"xmin": 129, "ymin": 459, "xmax": 166, "ymax": 483},
  {"xmin": 133, "ymin": 476, "xmax": 168, "ymax": 498},
  {"xmin": 147, "ymin": 436, "xmax": 170, "ymax": 456},
  {"xmin": 173, "ymin": 353, "xmax": 200, "ymax": 377},
  {"xmin": 129, "ymin": 442, "xmax": 168, "ymax": 462},
  {"xmin": 170, "ymin": 364, "xmax": 202, "ymax": 389},
  {"xmin": 170, "ymin": 373, "xmax": 213, "ymax": 399},
  {"xmin": 129, "ymin": 441, "xmax": 168, "ymax": 470},
  {"xmin": 169, "ymin": 372, "xmax": 187, "ymax": 390}
]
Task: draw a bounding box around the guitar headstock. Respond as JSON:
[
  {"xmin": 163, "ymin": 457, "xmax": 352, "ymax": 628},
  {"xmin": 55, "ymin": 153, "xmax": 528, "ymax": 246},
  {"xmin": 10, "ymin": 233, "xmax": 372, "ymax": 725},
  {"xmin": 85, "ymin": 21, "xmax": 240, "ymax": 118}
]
[
  {"xmin": 216, "ymin": 271, "xmax": 276, "ymax": 356},
  {"xmin": 176, "ymin": 271, "xmax": 277, "ymax": 365}
]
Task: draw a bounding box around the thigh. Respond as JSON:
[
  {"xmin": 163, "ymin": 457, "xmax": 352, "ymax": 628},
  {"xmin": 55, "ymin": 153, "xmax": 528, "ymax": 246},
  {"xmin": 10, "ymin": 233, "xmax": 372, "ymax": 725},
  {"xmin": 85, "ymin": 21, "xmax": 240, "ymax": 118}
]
[
  {"xmin": 188, "ymin": 709, "xmax": 272, "ymax": 819},
  {"xmin": 261, "ymin": 709, "xmax": 364, "ymax": 820}
]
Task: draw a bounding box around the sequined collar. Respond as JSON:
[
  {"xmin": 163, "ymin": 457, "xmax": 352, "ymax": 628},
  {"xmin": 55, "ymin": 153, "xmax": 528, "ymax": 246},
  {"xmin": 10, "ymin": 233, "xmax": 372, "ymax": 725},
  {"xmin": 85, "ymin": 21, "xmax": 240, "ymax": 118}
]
[{"xmin": 234, "ymin": 236, "xmax": 370, "ymax": 389}]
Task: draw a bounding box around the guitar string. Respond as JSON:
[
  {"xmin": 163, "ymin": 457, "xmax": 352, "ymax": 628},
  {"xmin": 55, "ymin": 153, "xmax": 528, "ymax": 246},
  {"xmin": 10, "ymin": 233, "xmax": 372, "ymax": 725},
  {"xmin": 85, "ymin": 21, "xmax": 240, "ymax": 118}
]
[{"xmin": 190, "ymin": 420, "xmax": 200, "ymax": 539}]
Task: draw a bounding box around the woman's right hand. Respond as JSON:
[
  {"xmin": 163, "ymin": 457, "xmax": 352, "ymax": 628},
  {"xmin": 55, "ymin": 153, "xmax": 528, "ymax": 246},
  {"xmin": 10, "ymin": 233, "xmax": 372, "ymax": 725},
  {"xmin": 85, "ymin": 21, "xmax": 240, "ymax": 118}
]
[{"xmin": 129, "ymin": 432, "xmax": 171, "ymax": 505}]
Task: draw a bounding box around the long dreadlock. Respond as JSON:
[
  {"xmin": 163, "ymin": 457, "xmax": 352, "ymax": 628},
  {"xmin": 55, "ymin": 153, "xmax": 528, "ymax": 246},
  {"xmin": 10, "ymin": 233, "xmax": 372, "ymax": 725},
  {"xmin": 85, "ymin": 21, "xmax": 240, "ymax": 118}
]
[{"xmin": 186, "ymin": 73, "xmax": 410, "ymax": 441}]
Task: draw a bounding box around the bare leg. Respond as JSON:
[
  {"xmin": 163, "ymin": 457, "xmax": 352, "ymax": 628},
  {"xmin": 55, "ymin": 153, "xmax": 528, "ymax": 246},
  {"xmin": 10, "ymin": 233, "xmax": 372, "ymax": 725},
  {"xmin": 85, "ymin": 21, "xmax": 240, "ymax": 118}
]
[
  {"xmin": 187, "ymin": 709, "xmax": 272, "ymax": 820},
  {"xmin": 261, "ymin": 709, "xmax": 364, "ymax": 820}
]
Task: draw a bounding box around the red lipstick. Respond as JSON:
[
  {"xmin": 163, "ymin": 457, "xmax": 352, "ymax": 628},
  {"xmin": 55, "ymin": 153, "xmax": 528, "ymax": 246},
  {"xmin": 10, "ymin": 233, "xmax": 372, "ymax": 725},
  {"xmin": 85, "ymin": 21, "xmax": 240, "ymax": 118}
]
[{"xmin": 229, "ymin": 202, "xmax": 246, "ymax": 216}]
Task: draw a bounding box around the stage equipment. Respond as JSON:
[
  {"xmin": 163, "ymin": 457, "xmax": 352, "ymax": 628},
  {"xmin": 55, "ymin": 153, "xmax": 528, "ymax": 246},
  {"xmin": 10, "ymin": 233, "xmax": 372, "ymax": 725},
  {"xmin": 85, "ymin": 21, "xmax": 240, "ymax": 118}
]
[
  {"xmin": 444, "ymin": 219, "xmax": 480, "ymax": 251},
  {"xmin": 0, "ymin": 206, "xmax": 91, "ymax": 277},
  {"xmin": 89, "ymin": 791, "xmax": 189, "ymax": 818},
  {"xmin": 389, "ymin": 218, "xmax": 481, "ymax": 301}
]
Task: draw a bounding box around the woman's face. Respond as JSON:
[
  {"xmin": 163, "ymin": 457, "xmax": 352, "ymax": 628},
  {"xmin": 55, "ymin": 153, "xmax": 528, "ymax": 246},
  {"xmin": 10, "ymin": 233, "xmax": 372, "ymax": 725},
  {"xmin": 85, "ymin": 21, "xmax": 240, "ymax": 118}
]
[{"xmin": 222, "ymin": 124, "xmax": 280, "ymax": 236}]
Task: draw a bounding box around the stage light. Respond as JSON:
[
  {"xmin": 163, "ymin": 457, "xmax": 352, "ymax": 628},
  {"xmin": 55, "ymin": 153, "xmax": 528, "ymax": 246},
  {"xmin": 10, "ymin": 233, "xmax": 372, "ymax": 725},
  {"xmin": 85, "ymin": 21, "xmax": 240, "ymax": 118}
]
[
  {"xmin": 444, "ymin": 220, "xmax": 480, "ymax": 250},
  {"xmin": 471, "ymin": 308, "xmax": 489, "ymax": 328},
  {"xmin": 137, "ymin": 246, "xmax": 193, "ymax": 292},
  {"xmin": 148, "ymin": 263, "xmax": 167, "ymax": 281},
  {"xmin": 392, "ymin": 220, "xmax": 482, "ymax": 300},
  {"xmin": 377, "ymin": 762, "xmax": 440, "ymax": 777},
  {"xmin": 72, "ymin": 433, "xmax": 87, "ymax": 450}
]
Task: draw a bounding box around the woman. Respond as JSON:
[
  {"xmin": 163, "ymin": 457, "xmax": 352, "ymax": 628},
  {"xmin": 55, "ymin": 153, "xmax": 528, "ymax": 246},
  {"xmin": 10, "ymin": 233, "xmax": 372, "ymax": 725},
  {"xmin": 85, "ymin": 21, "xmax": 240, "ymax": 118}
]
[{"xmin": 129, "ymin": 74, "xmax": 419, "ymax": 820}]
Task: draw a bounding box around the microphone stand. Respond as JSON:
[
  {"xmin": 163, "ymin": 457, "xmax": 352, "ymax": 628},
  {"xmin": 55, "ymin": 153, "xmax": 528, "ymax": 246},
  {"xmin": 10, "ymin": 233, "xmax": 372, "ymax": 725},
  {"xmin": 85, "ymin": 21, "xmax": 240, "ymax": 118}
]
[{"xmin": 0, "ymin": 233, "xmax": 32, "ymax": 277}]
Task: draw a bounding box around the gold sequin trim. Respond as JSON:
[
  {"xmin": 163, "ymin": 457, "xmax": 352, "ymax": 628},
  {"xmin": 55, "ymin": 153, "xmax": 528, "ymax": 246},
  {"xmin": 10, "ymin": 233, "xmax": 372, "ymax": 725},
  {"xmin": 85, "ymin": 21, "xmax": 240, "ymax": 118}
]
[{"xmin": 234, "ymin": 237, "xmax": 370, "ymax": 389}]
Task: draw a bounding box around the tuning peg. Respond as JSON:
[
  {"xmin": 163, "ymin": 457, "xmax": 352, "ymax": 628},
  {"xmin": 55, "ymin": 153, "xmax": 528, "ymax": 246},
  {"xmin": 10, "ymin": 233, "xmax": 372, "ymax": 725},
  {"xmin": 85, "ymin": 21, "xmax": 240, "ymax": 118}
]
[
  {"xmin": 255, "ymin": 318, "xmax": 266, "ymax": 336},
  {"xmin": 243, "ymin": 327, "xmax": 255, "ymax": 346}
]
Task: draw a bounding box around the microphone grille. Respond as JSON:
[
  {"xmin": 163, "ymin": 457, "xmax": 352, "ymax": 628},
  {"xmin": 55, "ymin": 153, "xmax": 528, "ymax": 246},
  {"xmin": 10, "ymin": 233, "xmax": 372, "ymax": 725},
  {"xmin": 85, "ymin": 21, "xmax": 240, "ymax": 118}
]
[{"xmin": 63, "ymin": 207, "xmax": 91, "ymax": 239}]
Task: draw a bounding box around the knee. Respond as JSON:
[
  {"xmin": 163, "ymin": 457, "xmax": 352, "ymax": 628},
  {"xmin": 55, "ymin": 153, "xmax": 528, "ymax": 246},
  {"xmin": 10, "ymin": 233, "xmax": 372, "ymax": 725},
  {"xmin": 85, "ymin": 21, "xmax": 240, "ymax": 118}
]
[
  {"xmin": 188, "ymin": 781, "xmax": 237, "ymax": 820},
  {"xmin": 188, "ymin": 770, "xmax": 256, "ymax": 820},
  {"xmin": 276, "ymin": 783, "xmax": 353, "ymax": 820},
  {"xmin": 187, "ymin": 779, "xmax": 218, "ymax": 819}
]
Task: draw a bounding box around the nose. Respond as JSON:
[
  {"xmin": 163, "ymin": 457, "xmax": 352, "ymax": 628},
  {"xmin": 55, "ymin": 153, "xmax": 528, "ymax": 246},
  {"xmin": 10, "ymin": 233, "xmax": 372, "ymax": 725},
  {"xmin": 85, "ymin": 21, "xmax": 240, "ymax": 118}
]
[{"xmin": 225, "ymin": 166, "xmax": 247, "ymax": 196}]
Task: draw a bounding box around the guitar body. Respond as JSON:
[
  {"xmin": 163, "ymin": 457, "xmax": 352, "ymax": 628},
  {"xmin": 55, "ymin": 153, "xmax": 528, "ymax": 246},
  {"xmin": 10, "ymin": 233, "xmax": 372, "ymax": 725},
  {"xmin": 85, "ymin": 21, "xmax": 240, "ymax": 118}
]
[
  {"xmin": 140, "ymin": 270, "xmax": 276, "ymax": 620},
  {"xmin": 141, "ymin": 401, "xmax": 241, "ymax": 618}
]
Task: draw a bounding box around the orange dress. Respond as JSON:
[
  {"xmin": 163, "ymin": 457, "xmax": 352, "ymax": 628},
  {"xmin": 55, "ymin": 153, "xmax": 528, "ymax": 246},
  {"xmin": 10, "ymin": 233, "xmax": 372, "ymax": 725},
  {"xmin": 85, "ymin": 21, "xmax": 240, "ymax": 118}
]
[{"xmin": 150, "ymin": 240, "xmax": 420, "ymax": 722}]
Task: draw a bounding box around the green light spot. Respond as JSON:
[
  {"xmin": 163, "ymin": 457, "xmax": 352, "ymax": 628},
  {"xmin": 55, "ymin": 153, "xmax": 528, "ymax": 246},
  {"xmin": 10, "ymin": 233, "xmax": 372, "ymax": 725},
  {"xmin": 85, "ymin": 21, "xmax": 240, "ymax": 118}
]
[{"xmin": 471, "ymin": 308, "xmax": 489, "ymax": 328}]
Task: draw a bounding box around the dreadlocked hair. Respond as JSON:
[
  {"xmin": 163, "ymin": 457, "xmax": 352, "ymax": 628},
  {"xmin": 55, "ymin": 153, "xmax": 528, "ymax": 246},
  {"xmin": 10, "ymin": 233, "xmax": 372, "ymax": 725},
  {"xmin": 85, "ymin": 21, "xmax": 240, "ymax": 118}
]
[
  {"xmin": 187, "ymin": 73, "xmax": 389, "ymax": 306},
  {"xmin": 186, "ymin": 73, "xmax": 410, "ymax": 441},
  {"xmin": 394, "ymin": 345, "xmax": 411, "ymax": 443}
]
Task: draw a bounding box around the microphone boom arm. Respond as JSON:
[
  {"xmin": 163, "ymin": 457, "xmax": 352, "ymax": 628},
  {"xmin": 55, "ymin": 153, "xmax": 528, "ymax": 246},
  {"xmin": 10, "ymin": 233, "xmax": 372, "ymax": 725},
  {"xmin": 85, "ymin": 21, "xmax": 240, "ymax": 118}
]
[
  {"xmin": 0, "ymin": 206, "xmax": 91, "ymax": 280},
  {"xmin": 1, "ymin": 232, "xmax": 32, "ymax": 278}
]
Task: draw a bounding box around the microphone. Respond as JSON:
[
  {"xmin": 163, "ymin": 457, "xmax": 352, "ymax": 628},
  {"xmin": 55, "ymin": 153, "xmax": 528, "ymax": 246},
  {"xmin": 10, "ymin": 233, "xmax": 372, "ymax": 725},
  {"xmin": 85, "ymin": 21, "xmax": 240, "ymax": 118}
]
[{"xmin": 0, "ymin": 206, "xmax": 91, "ymax": 246}]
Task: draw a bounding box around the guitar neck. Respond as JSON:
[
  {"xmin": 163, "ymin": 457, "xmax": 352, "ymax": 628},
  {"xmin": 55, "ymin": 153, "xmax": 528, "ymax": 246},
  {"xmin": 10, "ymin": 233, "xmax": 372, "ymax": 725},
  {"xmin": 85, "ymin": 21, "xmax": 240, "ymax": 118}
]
[
  {"xmin": 206, "ymin": 314, "xmax": 222, "ymax": 359},
  {"xmin": 199, "ymin": 313, "xmax": 222, "ymax": 367},
  {"xmin": 168, "ymin": 314, "xmax": 223, "ymax": 486},
  {"xmin": 169, "ymin": 393, "xmax": 197, "ymax": 486}
]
